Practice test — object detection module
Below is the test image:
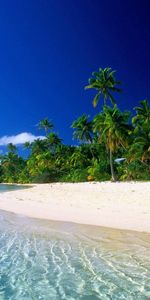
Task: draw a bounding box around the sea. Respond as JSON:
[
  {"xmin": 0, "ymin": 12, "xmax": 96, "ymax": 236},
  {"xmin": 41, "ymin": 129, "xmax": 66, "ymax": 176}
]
[{"xmin": 0, "ymin": 184, "xmax": 150, "ymax": 299}]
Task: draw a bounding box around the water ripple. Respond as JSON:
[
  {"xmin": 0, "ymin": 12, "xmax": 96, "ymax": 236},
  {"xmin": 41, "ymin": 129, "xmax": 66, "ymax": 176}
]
[{"xmin": 0, "ymin": 210, "xmax": 150, "ymax": 299}]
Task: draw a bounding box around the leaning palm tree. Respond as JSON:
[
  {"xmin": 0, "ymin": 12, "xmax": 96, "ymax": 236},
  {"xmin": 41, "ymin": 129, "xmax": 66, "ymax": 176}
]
[
  {"xmin": 85, "ymin": 67, "xmax": 121, "ymax": 107},
  {"xmin": 38, "ymin": 118, "xmax": 53, "ymax": 135},
  {"xmin": 71, "ymin": 114, "xmax": 93, "ymax": 143},
  {"xmin": 93, "ymin": 105, "xmax": 131, "ymax": 181}
]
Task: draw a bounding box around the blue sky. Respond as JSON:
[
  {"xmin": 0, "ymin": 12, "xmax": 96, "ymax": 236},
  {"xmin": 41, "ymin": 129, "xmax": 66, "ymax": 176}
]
[{"xmin": 0, "ymin": 0, "xmax": 149, "ymax": 148}]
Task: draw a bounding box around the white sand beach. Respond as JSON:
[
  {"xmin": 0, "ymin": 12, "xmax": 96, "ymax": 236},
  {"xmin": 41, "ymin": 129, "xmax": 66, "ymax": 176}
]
[{"xmin": 0, "ymin": 182, "xmax": 150, "ymax": 233}]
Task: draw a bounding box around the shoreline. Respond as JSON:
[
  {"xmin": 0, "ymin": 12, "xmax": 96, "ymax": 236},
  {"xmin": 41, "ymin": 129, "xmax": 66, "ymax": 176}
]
[{"xmin": 0, "ymin": 182, "xmax": 150, "ymax": 233}]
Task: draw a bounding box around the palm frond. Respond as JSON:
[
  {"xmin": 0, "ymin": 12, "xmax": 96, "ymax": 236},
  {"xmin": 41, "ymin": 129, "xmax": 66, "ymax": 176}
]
[{"xmin": 92, "ymin": 92, "xmax": 101, "ymax": 107}]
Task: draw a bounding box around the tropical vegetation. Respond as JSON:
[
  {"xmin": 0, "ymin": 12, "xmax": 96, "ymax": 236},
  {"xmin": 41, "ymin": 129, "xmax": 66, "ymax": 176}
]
[{"xmin": 0, "ymin": 68, "xmax": 149, "ymax": 183}]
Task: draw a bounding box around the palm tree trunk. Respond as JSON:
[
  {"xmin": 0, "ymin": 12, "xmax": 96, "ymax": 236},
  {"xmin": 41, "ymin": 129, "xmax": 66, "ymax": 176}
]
[
  {"xmin": 109, "ymin": 150, "xmax": 116, "ymax": 181},
  {"xmin": 45, "ymin": 128, "xmax": 49, "ymax": 137}
]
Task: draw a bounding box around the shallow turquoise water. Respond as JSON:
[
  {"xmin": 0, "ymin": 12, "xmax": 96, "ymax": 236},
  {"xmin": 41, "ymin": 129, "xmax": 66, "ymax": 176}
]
[
  {"xmin": 0, "ymin": 184, "xmax": 30, "ymax": 192},
  {"xmin": 0, "ymin": 210, "xmax": 150, "ymax": 300}
]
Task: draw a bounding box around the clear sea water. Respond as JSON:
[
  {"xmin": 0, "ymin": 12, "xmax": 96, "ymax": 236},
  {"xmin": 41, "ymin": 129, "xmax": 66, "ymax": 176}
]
[
  {"xmin": 0, "ymin": 185, "xmax": 150, "ymax": 299},
  {"xmin": 0, "ymin": 184, "xmax": 30, "ymax": 192}
]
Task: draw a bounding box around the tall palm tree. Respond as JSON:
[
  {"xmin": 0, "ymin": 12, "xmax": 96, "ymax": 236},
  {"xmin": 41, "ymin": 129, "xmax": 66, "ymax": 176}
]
[
  {"xmin": 93, "ymin": 105, "xmax": 131, "ymax": 181},
  {"xmin": 85, "ymin": 67, "xmax": 121, "ymax": 107},
  {"xmin": 38, "ymin": 118, "xmax": 53, "ymax": 135},
  {"xmin": 71, "ymin": 114, "xmax": 93, "ymax": 143}
]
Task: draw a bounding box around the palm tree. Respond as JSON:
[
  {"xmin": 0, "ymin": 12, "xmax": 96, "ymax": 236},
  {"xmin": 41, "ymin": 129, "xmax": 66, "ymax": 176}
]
[
  {"xmin": 71, "ymin": 114, "xmax": 95, "ymax": 159},
  {"xmin": 69, "ymin": 147, "xmax": 88, "ymax": 168},
  {"xmin": 23, "ymin": 141, "xmax": 31, "ymax": 150},
  {"xmin": 132, "ymin": 99, "xmax": 150, "ymax": 128},
  {"xmin": 1, "ymin": 151, "xmax": 25, "ymax": 183},
  {"xmin": 93, "ymin": 105, "xmax": 131, "ymax": 181},
  {"xmin": 85, "ymin": 67, "xmax": 121, "ymax": 107},
  {"xmin": 38, "ymin": 118, "xmax": 53, "ymax": 135},
  {"xmin": 129, "ymin": 127, "xmax": 150, "ymax": 165},
  {"xmin": 130, "ymin": 100, "xmax": 150, "ymax": 169},
  {"xmin": 31, "ymin": 139, "xmax": 48, "ymax": 155},
  {"xmin": 71, "ymin": 114, "xmax": 93, "ymax": 143},
  {"xmin": 46, "ymin": 133, "xmax": 62, "ymax": 153},
  {"xmin": 7, "ymin": 143, "xmax": 17, "ymax": 153}
]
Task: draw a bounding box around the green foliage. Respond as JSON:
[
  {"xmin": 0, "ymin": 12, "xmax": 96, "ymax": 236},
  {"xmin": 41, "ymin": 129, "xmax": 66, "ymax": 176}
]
[
  {"xmin": 0, "ymin": 68, "xmax": 149, "ymax": 183},
  {"xmin": 130, "ymin": 100, "xmax": 150, "ymax": 166},
  {"xmin": 0, "ymin": 152, "xmax": 26, "ymax": 183},
  {"xmin": 38, "ymin": 118, "xmax": 53, "ymax": 135},
  {"xmin": 60, "ymin": 169, "xmax": 88, "ymax": 182},
  {"xmin": 132, "ymin": 99, "xmax": 150, "ymax": 127},
  {"xmin": 31, "ymin": 168, "xmax": 61, "ymax": 183},
  {"xmin": 71, "ymin": 114, "xmax": 93, "ymax": 143},
  {"xmin": 93, "ymin": 105, "xmax": 131, "ymax": 152},
  {"xmin": 93, "ymin": 105, "xmax": 132, "ymax": 181},
  {"xmin": 85, "ymin": 67, "xmax": 121, "ymax": 106},
  {"xmin": 118, "ymin": 160, "xmax": 150, "ymax": 181},
  {"xmin": 87, "ymin": 159, "xmax": 110, "ymax": 181}
]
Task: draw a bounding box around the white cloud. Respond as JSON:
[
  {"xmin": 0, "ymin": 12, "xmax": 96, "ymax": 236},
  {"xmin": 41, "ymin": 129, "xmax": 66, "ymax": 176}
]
[{"xmin": 0, "ymin": 132, "xmax": 45, "ymax": 146}]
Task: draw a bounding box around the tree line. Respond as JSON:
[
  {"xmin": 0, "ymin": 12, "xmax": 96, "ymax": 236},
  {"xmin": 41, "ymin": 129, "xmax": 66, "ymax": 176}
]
[{"xmin": 0, "ymin": 67, "xmax": 149, "ymax": 183}]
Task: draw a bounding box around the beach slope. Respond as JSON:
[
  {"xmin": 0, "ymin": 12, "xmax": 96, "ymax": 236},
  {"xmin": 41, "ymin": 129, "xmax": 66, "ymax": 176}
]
[{"xmin": 0, "ymin": 182, "xmax": 150, "ymax": 233}]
